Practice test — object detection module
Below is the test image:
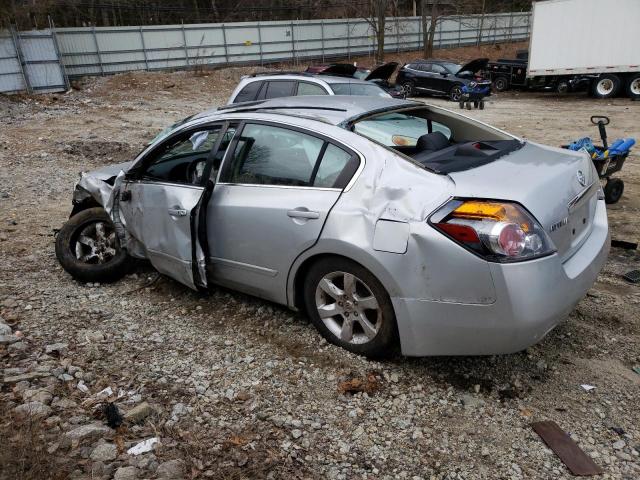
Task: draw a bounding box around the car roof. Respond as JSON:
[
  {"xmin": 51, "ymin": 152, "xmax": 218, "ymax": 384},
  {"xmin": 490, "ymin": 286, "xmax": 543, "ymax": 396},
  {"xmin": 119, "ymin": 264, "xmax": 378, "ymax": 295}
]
[
  {"xmin": 198, "ymin": 95, "xmax": 421, "ymax": 126},
  {"xmin": 410, "ymin": 59, "xmax": 460, "ymax": 65},
  {"xmin": 242, "ymin": 73, "xmax": 372, "ymax": 85}
]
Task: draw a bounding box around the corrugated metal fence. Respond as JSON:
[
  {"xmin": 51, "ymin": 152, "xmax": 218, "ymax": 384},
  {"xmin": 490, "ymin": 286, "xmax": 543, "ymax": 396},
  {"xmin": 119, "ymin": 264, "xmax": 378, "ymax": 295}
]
[{"xmin": 1, "ymin": 12, "xmax": 530, "ymax": 94}]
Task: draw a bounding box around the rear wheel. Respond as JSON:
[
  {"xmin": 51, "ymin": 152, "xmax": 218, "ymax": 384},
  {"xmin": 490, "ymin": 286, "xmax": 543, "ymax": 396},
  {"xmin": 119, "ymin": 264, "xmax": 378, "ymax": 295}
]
[
  {"xmin": 626, "ymin": 73, "xmax": 640, "ymax": 100},
  {"xmin": 479, "ymin": 100, "xmax": 485, "ymax": 110},
  {"xmin": 55, "ymin": 207, "xmax": 129, "ymax": 283},
  {"xmin": 303, "ymin": 257, "xmax": 398, "ymax": 358},
  {"xmin": 449, "ymin": 84, "xmax": 463, "ymax": 102},
  {"xmin": 493, "ymin": 76, "xmax": 509, "ymax": 92},
  {"xmin": 591, "ymin": 74, "xmax": 621, "ymax": 99},
  {"xmin": 604, "ymin": 178, "xmax": 624, "ymax": 204}
]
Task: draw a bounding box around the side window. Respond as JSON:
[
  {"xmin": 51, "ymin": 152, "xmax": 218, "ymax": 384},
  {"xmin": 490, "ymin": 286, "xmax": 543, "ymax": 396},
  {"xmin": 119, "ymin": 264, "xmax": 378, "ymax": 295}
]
[
  {"xmin": 233, "ymin": 81, "xmax": 262, "ymax": 103},
  {"xmin": 297, "ymin": 82, "xmax": 328, "ymax": 96},
  {"xmin": 419, "ymin": 64, "xmax": 432, "ymax": 72},
  {"xmin": 431, "ymin": 64, "xmax": 446, "ymax": 74},
  {"xmin": 314, "ymin": 144, "xmax": 357, "ymax": 188},
  {"xmin": 221, "ymin": 124, "xmax": 323, "ymax": 186},
  {"xmin": 264, "ymin": 81, "xmax": 296, "ymax": 99},
  {"xmin": 142, "ymin": 126, "xmax": 221, "ymax": 185}
]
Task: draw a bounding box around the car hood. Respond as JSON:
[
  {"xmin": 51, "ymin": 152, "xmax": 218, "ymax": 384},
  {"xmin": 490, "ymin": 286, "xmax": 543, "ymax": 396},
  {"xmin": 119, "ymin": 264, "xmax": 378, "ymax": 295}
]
[
  {"xmin": 365, "ymin": 62, "xmax": 399, "ymax": 81},
  {"xmin": 456, "ymin": 58, "xmax": 489, "ymax": 76},
  {"xmin": 320, "ymin": 63, "xmax": 358, "ymax": 77},
  {"xmin": 85, "ymin": 161, "xmax": 134, "ymax": 182}
]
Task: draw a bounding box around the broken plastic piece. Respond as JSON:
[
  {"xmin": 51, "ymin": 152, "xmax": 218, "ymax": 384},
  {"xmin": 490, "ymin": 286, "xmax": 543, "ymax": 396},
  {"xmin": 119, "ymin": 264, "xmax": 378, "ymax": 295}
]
[
  {"xmin": 96, "ymin": 386, "xmax": 114, "ymax": 399},
  {"xmin": 580, "ymin": 384, "xmax": 596, "ymax": 392},
  {"xmin": 127, "ymin": 437, "xmax": 160, "ymax": 455}
]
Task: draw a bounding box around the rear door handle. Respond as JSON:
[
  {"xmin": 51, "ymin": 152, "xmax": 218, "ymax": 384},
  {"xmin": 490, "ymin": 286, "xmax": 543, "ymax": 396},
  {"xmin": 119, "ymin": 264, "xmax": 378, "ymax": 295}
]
[
  {"xmin": 287, "ymin": 209, "xmax": 320, "ymax": 220},
  {"xmin": 168, "ymin": 208, "xmax": 188, "ymax": 217}
]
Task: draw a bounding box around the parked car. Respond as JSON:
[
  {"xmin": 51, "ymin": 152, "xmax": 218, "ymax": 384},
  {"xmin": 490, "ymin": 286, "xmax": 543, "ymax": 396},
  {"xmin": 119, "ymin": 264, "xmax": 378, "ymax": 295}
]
[
  {"xmin": 55, "ymin": 96, "xmax": 609, "ymax": 358},
  {"xmin": 307, "ymin": 62, "xmax": 405, "ymax": 98},
  {"xmin": 396, "ymin": 58, "xmax": 492, "ymax": 101},
  {"xmin": 227, "ymin": 72, "xmax": 391, "ymax": 104}
]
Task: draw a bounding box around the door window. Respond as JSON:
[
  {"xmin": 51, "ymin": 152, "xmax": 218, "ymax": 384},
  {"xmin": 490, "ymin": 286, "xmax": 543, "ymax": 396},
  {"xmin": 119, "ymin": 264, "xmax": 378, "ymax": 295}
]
[
  {"xmin": 221, "ymin": 123, "xmax": 324, "ymax": 186},
  {"xmin": 431, "ymin": 64, "xmax": 447, "ymax": 74},
  {"xmin": 141, "ymin": 126, "xmax": 222, "ymax": 185},
  {"xmin": 233, "ymin": 81, "xmax": 263, "ymax": 103},
  {"xmin": 264, "ymin": 81, "xmax": 296, "ymax": 99},
  {"xmin": 314, "ymin": 144, "xmax": 355, "ymax": 188},
  {"xmin": 297, "ymin": 82, "xmax": 328, "ymax": 96},
  {"xmin": 419, "ymin": 63, "xmax": 433, "ymax": 72}
]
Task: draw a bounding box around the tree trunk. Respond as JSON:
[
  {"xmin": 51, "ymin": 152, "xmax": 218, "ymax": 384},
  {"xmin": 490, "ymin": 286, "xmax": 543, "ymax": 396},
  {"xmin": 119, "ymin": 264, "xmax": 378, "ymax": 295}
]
[{"xmin": 376, "ymin": 6, "xmax": 385, "ymax": 63}]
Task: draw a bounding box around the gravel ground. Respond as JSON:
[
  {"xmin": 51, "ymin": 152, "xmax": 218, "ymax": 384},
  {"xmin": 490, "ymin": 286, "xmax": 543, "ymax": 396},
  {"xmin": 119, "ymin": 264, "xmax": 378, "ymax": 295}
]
[{"xmin": 1, "ymin": 50, "xmax": 640, "ymax": 480}]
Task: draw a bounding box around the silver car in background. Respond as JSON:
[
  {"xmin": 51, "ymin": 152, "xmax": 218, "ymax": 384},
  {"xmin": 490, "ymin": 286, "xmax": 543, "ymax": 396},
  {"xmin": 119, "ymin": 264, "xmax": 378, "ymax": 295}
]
[{"xmin": 55, "ymin": 96, "xmax": 609, "ymax": 357}]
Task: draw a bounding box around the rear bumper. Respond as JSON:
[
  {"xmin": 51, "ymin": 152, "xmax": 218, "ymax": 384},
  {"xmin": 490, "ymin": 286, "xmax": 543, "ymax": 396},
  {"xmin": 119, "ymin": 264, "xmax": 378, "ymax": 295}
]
[{"xmin": 393, "ymin": 199, "xmax": 610, "ymax": 356}]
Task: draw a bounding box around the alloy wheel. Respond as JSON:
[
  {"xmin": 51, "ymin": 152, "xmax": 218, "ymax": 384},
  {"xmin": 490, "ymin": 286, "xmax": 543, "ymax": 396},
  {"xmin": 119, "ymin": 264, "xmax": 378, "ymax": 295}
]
[
  {"xmin": 450, "ymin": 86, "xmax": 462, "ymax": 102},
  {"xmin": 314, "ymin": 271, "xmax": 382, "ymax": 345},
  {"xmin": 74, "ymin": 221, "xmax": 118, "ymax": 264}
]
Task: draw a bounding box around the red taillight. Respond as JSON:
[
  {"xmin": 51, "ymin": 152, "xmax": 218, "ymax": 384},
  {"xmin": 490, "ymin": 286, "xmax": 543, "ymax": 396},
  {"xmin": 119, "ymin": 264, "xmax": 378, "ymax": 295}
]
[
  {"xmin": 437, "ymin": 223, "xmax": 480, "ymax": 243},
  {"xmin": 430, "ymin": 200, "xmax": 556, "ymax": 262}
]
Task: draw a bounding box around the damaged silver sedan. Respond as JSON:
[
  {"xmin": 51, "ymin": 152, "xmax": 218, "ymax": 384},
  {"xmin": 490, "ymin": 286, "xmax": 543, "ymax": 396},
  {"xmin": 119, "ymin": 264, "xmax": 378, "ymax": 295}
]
[{"xmin": 55, "ymin": 96, "xmax": 610, "ymax": 357}]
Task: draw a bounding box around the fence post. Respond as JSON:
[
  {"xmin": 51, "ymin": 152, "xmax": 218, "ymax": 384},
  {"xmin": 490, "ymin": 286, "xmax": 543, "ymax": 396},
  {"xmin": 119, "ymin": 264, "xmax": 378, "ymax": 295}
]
[
  {"xmin": 221, "ymin": 24, "xmax": 229, "ymax": 65},
  {"xmin": 290, "ymin": 20, "xmax": 296, "ymax": 63},
  {"xmin": 91, "ymin": 26, "xmax": 104, "ymax": 76},
  {"xmin": 49, "ymin": 16, "xmax": 70, "ymax": 90},
  {"xmin": 257, "ymin": 22, "xmax": 263, "ymax": 66},
  {"xmin": 320, "ymin": 19, "xmax": 325, "ymax": 63},
  {"xmin": 181, "ymin": 21, "xmax": 189, "ymax": 67},
  {"xmin": 457, "ymin": 16, "xmax": 461, "ymax": 47},
  {"xmin": 396, "ymin": 16, "xmax": 400, "ymax": 53},
  {"xmin": 346, "ymin": 18, "xmax": 350, "ymax": 60},
  {"xmin": 10, "ymin": 25, "xmax": 31, "ymax": 94},
  {"xmin": 139, "ymin": 26, "xmax": 149, "ymax": 70},
  {"xmin": 418, "ymin": 16, "xmax": 422, "ymax": 51}
]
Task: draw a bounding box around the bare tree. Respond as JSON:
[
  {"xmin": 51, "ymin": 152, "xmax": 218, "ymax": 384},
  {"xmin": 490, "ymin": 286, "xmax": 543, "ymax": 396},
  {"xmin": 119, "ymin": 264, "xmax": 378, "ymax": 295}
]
[{"xmin": 420, "ymin": 0, "xmax": 443, "ymax": 58}]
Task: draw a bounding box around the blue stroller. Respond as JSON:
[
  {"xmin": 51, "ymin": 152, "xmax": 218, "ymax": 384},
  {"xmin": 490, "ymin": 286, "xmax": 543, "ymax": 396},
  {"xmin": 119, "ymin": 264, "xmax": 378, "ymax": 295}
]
[{"xmin": 565, "ymin": 116, "xmax": 635, "ymax": 204}]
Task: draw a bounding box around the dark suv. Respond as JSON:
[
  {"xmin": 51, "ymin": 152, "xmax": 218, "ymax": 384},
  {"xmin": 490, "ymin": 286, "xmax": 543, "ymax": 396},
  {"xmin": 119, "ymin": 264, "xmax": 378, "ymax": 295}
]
[{"xmin": 396, "ymin": 58, "xmax": 491, "ymax": 101}]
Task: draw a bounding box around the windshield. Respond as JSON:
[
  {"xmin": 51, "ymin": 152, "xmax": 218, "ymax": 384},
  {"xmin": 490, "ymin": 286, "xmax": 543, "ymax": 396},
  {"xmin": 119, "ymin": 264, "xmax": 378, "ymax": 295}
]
[
  {"xmin": 354, "ymin": 112, "xmax": 451, "ymax": 147},
  {"xmin": 353, "ymin": 70, "xmax": 370, "ymax": 80},
  {"xmin": 330, "ymin": 83, "xmax": 391, "ymax": 97},
  {"xmin": 442, "ymin": 62, "xmax": 461, "ymax": 74}
]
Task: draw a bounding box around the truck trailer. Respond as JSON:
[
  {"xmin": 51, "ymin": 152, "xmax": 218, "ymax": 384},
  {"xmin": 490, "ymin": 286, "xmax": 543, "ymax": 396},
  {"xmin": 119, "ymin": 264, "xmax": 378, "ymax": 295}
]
[{"xmin": 527, "ymin": 0, "xmax": 640, "ymax": 99}]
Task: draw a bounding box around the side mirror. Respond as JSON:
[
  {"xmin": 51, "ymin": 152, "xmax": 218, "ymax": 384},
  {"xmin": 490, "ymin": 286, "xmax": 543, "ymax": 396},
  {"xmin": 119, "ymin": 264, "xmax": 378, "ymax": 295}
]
[{"xmin": 440, "ymin": 72, "xmax": 449, "ymax": 77}]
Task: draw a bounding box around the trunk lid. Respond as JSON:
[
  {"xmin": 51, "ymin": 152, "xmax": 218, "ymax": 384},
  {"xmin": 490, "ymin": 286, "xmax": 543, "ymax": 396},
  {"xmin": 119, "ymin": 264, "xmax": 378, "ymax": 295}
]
[
  {"xmin": 365, "ymin": 62, "xmax": 399, "ymax": 81},
  {"xmin": 447, "ymin": 142, "xmax": 599, "ymax": 262}
]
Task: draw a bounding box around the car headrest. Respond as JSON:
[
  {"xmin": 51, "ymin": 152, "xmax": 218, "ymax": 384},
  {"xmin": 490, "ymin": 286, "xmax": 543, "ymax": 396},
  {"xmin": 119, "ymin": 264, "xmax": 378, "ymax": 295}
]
[{"xmin": 416, "ymin": 131, "xmax": 450, "ymax": 152}]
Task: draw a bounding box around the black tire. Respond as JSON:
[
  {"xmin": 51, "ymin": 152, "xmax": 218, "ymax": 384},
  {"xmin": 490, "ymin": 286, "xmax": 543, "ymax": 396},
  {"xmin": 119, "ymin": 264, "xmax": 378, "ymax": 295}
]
[
  {"xmin": 591, "ymin": 74, "xmax": 621, "ymax": 99},
  {"xmin": 604, "ymin": 178, "xmax": 624, "ymax": 204},
  {"xmin": 459, "ymin": 101, "xmax": 465, "ymax": 109},
  {"xmin": 479, "ymin": 100, "xmax": 485, "ymax": 110},
  {"xmin": 493, "ymin": 76, "xmax": 509, "ymax": 92},
  {"xmin": 402, "ymin": 81, "xmax": 414, "ymax": 97},
  {"xmin": 473, "ymin": 101, "xmax": 479, "ymax": 108},
  {"xmin": 303, "ymin": 257, "xmax": 398, "ymax": 358},
  {"xmin": 449, "ymin": 84, "xmax": 463, "ymax": 102},
  {"xmin": 466, "ymin": 101, "xmax": 472, "ymax": 110},
  {"xmin": 55, "ymin": 207, "xmax": 129, "ymax": 283},
  {"xmin": 626, "ymin": 73, "xmax": 640, "ymax": 100}
]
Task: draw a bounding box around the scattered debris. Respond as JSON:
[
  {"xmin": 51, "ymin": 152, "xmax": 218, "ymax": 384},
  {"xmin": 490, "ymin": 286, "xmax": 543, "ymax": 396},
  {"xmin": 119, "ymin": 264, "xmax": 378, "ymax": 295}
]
[
  {"xmin": 127, "ymin": 437, "xmax": 160, "ymax": 455},
  {"xmin": 77, "ymin": 380, "xmax": 90, "ymax": 393},
  {"xmin": 632, "ymin": 366, "xmax": 640, "ymax": 375},
  {"xmin": 611, "ymin": 239, "xmax": 638, "ymax": 250},
  {"xmin": 96, "ymin": 386, "xmax": 114, "ymax": 399},
  {"xmin": 531, "ymin": 421, "xmax": 603, "ymax": 476},
  {"xmin": 622, "ymin": 269, "xmax": 640, "ymax": 284},
  {"xmin": 580, "ymin": 384, "xmax": 596, "ymax": 392},
  {"xmin": 124, "ymin": 401, "xmax": 154, "ymax": 424},
  {"xmin": 337, "ymin": 372, "xmax": 380, "ymax": 395},
  {"xmin": 103, "ymin": 402, "xmax": 123, "ymax": 429}
]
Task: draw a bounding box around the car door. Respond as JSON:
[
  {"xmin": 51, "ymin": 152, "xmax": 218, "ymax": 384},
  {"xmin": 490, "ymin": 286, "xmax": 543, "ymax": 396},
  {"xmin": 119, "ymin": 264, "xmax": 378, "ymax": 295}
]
[
  {"xmin": 118, "ymin": 123, "xmax": 229, "ymax": 290},
  {"xmin": 416, "ymin": 63, "xmax": 439, "ymax": 93},
  {"xmin": 429, "ymin": 64, "xmax": 451, "ymax": 93},
  {"xmin": 206, "ymin": 121, "xmax": 360, "ymax": 304}
]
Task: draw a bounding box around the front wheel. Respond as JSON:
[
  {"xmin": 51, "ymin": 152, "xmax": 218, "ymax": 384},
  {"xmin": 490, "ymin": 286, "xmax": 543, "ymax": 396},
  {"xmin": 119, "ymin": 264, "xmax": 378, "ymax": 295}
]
[
  {"xmin": 55, "ymin": 207, "xmax": 130, "ymax": 283},
  {"xmin": 449, "ymin": 85, "xmax": 463, "ymax": 102},
  {"xmin": 402, "ymin": 81, "xmax": 414, "ymax": 97},
  {"xmin": 303, "ymin": 257, "xmax": 398, "ymax": 358}
]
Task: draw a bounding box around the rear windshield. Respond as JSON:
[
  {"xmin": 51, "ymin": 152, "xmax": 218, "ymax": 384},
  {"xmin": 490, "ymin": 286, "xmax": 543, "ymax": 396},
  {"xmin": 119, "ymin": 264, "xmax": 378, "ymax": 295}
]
[
  {"xmin": 330, "ymin": 83, "xmax": 390, "ymax": 97},
  {"xmin": 352, "ymin": 108, "xmax": 521, "ymax": 173}
]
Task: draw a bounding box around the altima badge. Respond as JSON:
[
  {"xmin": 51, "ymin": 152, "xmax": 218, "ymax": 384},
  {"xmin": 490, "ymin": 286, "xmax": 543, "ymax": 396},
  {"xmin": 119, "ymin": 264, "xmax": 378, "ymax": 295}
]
[{"xmin": 576, "ymin": 170, "xmax": 586, "ymax": 187}]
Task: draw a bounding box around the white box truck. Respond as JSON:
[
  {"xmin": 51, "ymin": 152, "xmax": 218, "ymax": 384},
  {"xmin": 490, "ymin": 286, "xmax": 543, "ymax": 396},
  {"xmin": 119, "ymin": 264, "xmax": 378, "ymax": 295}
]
[{"xmin": 527, "ymin": 0, "xmax": 640, "ymax": 99}]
